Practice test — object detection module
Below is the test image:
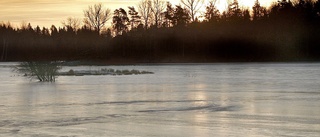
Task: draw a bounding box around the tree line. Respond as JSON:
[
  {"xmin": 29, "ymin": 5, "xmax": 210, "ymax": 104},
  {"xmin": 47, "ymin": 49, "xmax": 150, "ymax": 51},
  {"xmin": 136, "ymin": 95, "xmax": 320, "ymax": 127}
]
[{"xmin": 1, "ymin": 0, "xmax": 320, "ymax": 63}]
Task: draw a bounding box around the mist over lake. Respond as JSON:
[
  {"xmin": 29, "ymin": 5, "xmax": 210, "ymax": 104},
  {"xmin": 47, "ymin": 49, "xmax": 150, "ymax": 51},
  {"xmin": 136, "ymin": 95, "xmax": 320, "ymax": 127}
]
[{"xmin": 0, "ymin": 63, "xmax": 320, "ymax": 137}]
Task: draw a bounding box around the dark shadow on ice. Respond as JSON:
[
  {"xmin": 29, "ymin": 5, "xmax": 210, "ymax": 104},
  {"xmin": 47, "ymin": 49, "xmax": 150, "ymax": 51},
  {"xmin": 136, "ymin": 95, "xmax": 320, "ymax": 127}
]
[
  {"xmin": 137, "ymin": 105, "xmax": 236, "ymax": 113},
  {"xmin": 34, "ymin": 100, "xmax": 208, "ymax": 107},
  {"xmin": 0, "ymin": 114, "xmax": 130, "ymax": 128},
  {"xmin": 85, "ymin": 100, "xmax": 207, "ymax": 106}
]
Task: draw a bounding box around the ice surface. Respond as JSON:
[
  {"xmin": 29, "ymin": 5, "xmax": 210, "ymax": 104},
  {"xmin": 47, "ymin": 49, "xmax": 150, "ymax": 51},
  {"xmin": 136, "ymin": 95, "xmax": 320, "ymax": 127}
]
[{"xmin": 0, "ymin": 63, "xmax": 320, "ymax": 137}]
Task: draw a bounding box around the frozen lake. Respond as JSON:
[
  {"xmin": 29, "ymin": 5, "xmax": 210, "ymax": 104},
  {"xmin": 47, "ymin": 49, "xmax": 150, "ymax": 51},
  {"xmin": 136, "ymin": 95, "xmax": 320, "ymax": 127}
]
[{"xmin": 0, "ymin": 63, "xmax": 320, "ymax": 137}]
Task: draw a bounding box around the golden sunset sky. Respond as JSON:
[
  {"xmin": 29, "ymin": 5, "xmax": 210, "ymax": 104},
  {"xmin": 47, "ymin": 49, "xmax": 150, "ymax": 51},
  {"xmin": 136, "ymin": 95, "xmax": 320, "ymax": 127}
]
[{"xmin": 0, "ymin": 0, "xmax": 274, "ymax": 28}]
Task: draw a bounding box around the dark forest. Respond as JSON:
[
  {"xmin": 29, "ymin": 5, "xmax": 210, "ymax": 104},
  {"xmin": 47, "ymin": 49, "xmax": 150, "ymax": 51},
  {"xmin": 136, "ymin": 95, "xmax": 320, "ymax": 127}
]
[{"xmin": 1, "ymin": 0, "xmax": 320, "ymax": 63}]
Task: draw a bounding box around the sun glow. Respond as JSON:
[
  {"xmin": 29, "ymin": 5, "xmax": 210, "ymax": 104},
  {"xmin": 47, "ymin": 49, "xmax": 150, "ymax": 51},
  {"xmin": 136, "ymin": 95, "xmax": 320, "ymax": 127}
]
[
  {"xmin": 216, "ymin": 0, "xmax": 229, "ymax": 12},
  {"xmin": 239, "ymin": 0, "xmax": 255, "ymax": 8},
  {"xmin": 204, "ymin": 0, "xmax": 273, "ymax": 12}
]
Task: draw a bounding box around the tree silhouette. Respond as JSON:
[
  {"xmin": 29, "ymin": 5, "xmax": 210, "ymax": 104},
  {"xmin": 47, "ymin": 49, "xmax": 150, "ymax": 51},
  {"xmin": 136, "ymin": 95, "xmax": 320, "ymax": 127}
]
[
  {"xmin": 83, "ymin": 3, "xmax": 111, "ymax": 33},
  {"xmin": 173, "ymin": 5, "xmax": 190, "ymax": 27},
  {"xmin": 242, "ymin": 9, "xmax": 251, "ymax": 21},
  {"xmin": 50, "ymin": 25, "xmax": 58, "ymax": 37},
  {"xmin": 113, "ymin": 8, "xmax": 130, "ymax": 35},
  {"xmin": 269, "ymin": 0, "xmax": 295, "ymax": 20},
  {"xmin": 164, "ymin": 2, "xmax": 175, "ymax": 27},
  {"xmin": 252, "ymin": 0, "xmax": 267, "ymax": 21},
  {"xmin": 128, "ymin": 6, "xmax": 141, "ymax": 29},
  {"xmin": 204, "ymin": 0, "xmax": 220, "ymax": 23},
  {"xmin": 35, "ymin": 26, "xmax": 41, "ymax": 35},
  {"xmin": 163, "ymin": 3, "xmax": 190, "ymax": 27},
  {"xmin": 227, "ymin": 0, "xmax": 242, "ymax": 21},
  {"xmin": 41, "ymin": 27, "xmax": 50, "ymax": 36}
]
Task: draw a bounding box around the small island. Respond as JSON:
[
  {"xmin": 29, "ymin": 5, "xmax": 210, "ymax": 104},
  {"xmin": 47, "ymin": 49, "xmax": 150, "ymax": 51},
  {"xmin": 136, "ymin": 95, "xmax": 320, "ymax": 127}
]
[
  {"xmin": 58, "ymin": 68, "xmax": 154, "ymax": 76},
  {"xmin": 14, "ymin": 61, "xmax": 154, "ymax": 82}
]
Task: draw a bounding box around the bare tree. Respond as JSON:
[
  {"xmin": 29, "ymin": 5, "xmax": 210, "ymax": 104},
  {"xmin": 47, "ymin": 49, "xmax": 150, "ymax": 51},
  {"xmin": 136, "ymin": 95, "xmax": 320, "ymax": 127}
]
[
  {"xmin": 180, "ymin": 0, "xmax": 204, "ymax": 22},
  {"xmin": 15, "ymin": 62, "xmax": 62, "ymax": 82},
  {"xmin": 151, "ymin": 0, "xmax": 166, "ymax": 27},
  {"xmin": 62, "ymin": 17, "xmax": 81, "ymax": 31},
  {"xmin": 138, "ymin": 0, "xmax": 152, "ymax": 28},
  {"xmin": 83, "ymin": 3, "xmax": 112, "ymax": 33}
]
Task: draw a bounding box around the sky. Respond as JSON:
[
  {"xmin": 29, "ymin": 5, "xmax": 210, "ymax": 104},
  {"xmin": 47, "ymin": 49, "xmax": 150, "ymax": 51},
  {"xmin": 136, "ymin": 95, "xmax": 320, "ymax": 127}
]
[{"xmin": 0, "ymin": 0, "xmax": 275, "ymax": 28}]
